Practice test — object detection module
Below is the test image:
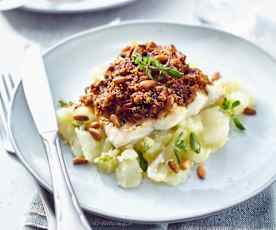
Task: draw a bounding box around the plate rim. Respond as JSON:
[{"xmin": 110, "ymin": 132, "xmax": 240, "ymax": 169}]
[
  {"xmin": 21, "ymin": 0, "xmax": 137, "ymax": 13},
  {"xmin": 8, "ymin": 20, "xmax": 276, "ymax": 223}
]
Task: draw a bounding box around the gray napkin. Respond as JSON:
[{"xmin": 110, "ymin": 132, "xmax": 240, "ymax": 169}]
[{"xmin": 24, "ymin": 183, "xmax": 276, "ymax": 230}]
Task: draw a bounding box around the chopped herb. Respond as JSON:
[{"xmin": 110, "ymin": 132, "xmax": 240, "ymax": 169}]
[
  {"xmin": 175, "ymin": 132, "xmax": 183, "ymax": 147},
  {"xmin": 175, "ymin": 132, "xmax": 187, "ymax": 151},
  {"xmin": 165, "ymin": 67, "xmax": 184, "ymax": 78},
  {"xmin": 222, "ymin": 98, "xmax": 231, "ymax": 110},
  {"xmin": 231, "ymin": 100, "xmax": 241, "ymax": 109},
  {"xmin": 173, "ymin": 132, "xmax": 187, "ymax": 163},
  {"xmin": 58, "ymin": 99, "xmax": 73, "ymax": 107},
  {"xmin": 220, "ymin": 98, "xmax": 246, "ymax": 131},
  {"xmin": 232, "ymin": 116, "xmax": 246, "ymax": 131},
  {"xmin": 173, "ymin": 148, "xmax": 181, "ymax": 164},
  {"xmin": 138, "ymin": 153, "xmax": 148, "ymax": 172},
  {"xmin": 132, "ymin": 53, "xmax": 183, "ymax": 79},
  {"xmin": 175, "ymin": 140, "xmax": 186, "ymax": 151},
  {"xmin": 221, "ymin": 98, "xmax": 241, "ymax": 112},
  {"xmin": 190, "ymin": 132, "xmax": 201, "ymax": 154}
]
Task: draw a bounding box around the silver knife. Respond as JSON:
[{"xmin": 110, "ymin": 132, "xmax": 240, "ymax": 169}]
[{"xmin": 21, "ymin": 44, "xmax": 92, "ymax": 230}]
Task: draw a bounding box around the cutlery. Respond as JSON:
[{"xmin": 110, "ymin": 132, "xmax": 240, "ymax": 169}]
[
  {"xmin": 0, "ymin": 73, "xmax": 56, "ymax": 230},
  {"xmin": 21, "ymin": 44, "xmax": 92, "ymax": 230}
]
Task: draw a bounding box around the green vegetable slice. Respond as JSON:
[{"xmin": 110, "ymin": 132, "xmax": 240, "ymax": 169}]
[
  {"xmin": 58, "ymin": 99, "xmax": 73, "ymax": 107},
  {"xmin": 222, "ymin": 98, "xmax": 231, "ymax": 110},
  {"xmin": 220, "ymin": 98, "xmax": 246, "ymax": 131},
  {"xmin": 173, "ymin": 132, "xmax": 187, "ymax": 163},
  {"xmin": 138, "ymin": 153, "xmax": 148, "ymax": 172},
  {"xmin": 232, "ymin": 116, "xmax": 246, "ymax": 131},
  {"xmin": 231, "ymin": 100, "xmax": 241, "ymax": 109},
  {"xmin": 190, "ymin": 132, "xmax": 201, "ymax": 154}
]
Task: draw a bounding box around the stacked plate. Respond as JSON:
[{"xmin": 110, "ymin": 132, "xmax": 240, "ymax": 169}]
[{"xmin": 0, "ymin": 0, "xmax": 136, "ymax": 13}]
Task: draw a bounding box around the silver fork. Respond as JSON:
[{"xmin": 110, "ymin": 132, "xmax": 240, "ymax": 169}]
[{"xmin": 0, "ymin": 73, "xmax": 56, "ymax": 230}]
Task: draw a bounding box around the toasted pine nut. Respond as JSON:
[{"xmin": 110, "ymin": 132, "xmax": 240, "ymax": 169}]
[
  {"xmin": 73, "ymin": 155, "xmax": 89, "ymax": 165},
  {"xmin": 139, "ymin": 80, "xmax": 156, "ymax": 90},
  {"xmin": 88, "ymin": 128, "xmax": 103, "ymax": 141},
  {"xmin": 89, "ymin": 121, "xmax": 101, "ymax": 129},
  {"xmin": 113, "ymin": 76, "xmax": 129, "ymax": 84},
  {"xmin": 180, "ymin": 159, "xmax": 192, "ymax": 170},
  {"xmin": 197, "ymin": 163, "xmax": 206, "ymax": 180},
  {"xmin": 243, "ymin": 107, "xmax": 256, "ymax": 116},
  {"xmin": 155, "ymin": 54, "xmax": 168, "ymax": 63},
  {"xmin": 73, "ymin": 115, "xmax": 89, "ymax": 121},
  {"xmin": 110, "ymin": 114, "xmax": 120, "ymax": 128},
  {"xmin": 211, "ymin": 72, "xmax": 221, "ymax": 82},
  {"xmin": 166, "ymin": 95, "xmax": 175, "ymax": 108},
  {"xmin": 167, "ymin": 160, "xmax": 179, "ymax": 173},
  {"xmin": 146, "ymin": 41, "xmax": 157, "ymax": 50}
]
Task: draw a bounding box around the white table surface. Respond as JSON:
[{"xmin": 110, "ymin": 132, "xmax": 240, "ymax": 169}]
[
  {"xmin": 0, "ymin": 1, "xmax": 196, "ymax": 229},
  {"xmin": 0, "ymin": 0, "xmax": 275, "ymax": 229}
]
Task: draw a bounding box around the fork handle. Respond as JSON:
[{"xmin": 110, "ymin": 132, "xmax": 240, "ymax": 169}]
[{"xmin": 41, "ymin": 131, "xmax": 92, "ymax": 230}]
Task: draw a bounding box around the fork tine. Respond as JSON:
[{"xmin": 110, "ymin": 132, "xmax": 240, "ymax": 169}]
[
  {"xmin": 0, "ymin": 73, "xmax": 15, "ymax": 152},
  {"xmin": 8, "ymin": 73, "xmax": 15, "ymax": 89},
  {"xmin": 0, "ymin": 88, "xmax": 8, "ymax": 117},
  {"xmin": 0, "ymin": 73, "xmax": 15, "ymax": 120},
  {"xmin": 0, "ymin": 125, "xmax": 5, "ymax": 140},
  {"xmin": 6, "ymin": 74, "xmax": 15, "ymax": 100},
  {"xmin": 1, "ymin": 74, "xmax": 12, "ymax": 100}
]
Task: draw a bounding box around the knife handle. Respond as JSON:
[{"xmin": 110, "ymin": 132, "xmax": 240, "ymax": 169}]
[{"xmin": 41, "ymin": 131, "xmax": 92, "ymax": 230}]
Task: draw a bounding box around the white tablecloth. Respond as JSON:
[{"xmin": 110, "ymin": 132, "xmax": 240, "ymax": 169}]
[{"xmin": 0, "ymin": 0, "xmax": 275, "ymax": 229}]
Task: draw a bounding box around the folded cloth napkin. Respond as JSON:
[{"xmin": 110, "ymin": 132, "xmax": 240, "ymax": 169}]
[{"xmin": 24, "ymin": 182, "xmax": 276, "ymax": 230}]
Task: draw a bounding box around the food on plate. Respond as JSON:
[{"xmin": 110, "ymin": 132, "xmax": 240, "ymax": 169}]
[{"xmin": 57, "ymin": 41, "xmax": 256, "ymax": 188}]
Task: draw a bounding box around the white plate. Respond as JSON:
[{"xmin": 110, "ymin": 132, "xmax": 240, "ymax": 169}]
[
  {"xmin": 22, "ymin": 0, "xmax": 136, "ymax": 13},
  {"xmin": 9, "ymin": 22, "xmax": 276, "ymax": 223}
]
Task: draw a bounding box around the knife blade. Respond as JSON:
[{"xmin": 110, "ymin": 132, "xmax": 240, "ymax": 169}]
[
  {"xmin": 21, "ymin": 45, "xmax": 92, "ymax": 230},
  {"xmin": 21, "ymin": 44, "xmax": 58, "ymax": 134}
]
